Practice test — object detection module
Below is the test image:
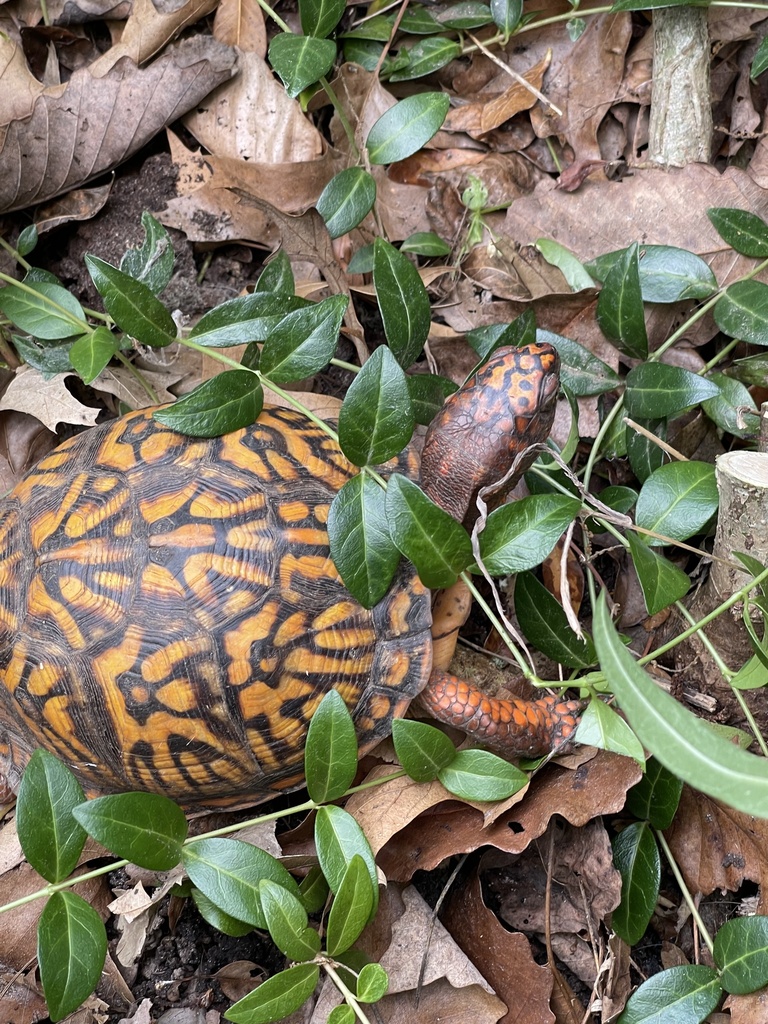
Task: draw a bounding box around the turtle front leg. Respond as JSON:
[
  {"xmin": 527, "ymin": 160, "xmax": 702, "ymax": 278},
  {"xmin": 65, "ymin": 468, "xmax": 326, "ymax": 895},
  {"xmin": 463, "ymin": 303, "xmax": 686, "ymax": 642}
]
[{"xmin": 420, "ymin": 670, "xmax": 583, "ymax": 758}]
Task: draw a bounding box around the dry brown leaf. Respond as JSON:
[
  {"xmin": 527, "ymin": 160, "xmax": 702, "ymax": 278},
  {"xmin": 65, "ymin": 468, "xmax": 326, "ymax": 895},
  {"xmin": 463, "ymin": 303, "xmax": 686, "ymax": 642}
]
[
  {"xmin": 724, "ymin": 989, "xmax": 768, "ymax": 1023},
  {"xmin": 34, "ymin": 182, "xmax": 113, "ymax": 234},
  {"xmin": 371, "ymin": 751, "xmax": 640, "ymax": 883},
  {"xmin": 213, "ymin": 0, "xmax": 267, "ymax": 56},
  {"xmin": 443, "ymin": 872, "xmax": 555, "ymax": 1024},
  {"xmin": 91, "ymin": 365, "xmax": 187, "ymax": 408},
  {"xmin": 117, "ymin": 998, "xmax": 154, "ymax": 1024},
  {"xmin": 443, "ymin": 53, "xmax": 550, "ymax": 138},
  {"xmin": 184, "ymin": 51, "xmax": 322, "ymax": 163},
  {"xmin": 532, "ymin": 14, "xmax": 632, "ymax": 159},
  {"xmin": 0, "ymin": 411, "xmax": 56, "ymax": 493},
  {"xmin": 665, "ymin": 786, "xmax": 768, "ymax": 896},
  {"xmin": 490, "ymin": 819, "xmax": 621, "ymax": 985},
  {"xmin": 0, "ymin": 367, "xmax": 100, "ymax": 431},
  {"xmin": 92, "ymin": 0, "xmax": 220, "ymax": 71},
  {"xmin": 0, "ymin": 972, "xmax": 48, "ymax": 1024},
  {"xmin": 0, "ymin": 37, "xmax": 236, "ymax": 214}
]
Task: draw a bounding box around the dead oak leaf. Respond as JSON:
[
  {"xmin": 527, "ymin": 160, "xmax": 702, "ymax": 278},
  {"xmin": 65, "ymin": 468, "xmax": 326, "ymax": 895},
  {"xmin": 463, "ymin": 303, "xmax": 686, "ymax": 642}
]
[
  {"xmin": 665, "ymin": 785, "xmax": 768, "ymax": 896},
  {"xmin": 0, "ymin": 37, "xmax": 236, "ymax": 214},
  {"xmin": 0, "ymin": 367, "xmax": 100, "ymax": 431}
]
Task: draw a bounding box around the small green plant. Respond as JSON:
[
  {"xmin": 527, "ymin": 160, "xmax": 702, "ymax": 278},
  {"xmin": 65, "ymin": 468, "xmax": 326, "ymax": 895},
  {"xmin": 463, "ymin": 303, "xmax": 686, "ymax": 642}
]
[{"xmin": 8, "ymin": 694, "xmax": 528, "ymax": 1022}]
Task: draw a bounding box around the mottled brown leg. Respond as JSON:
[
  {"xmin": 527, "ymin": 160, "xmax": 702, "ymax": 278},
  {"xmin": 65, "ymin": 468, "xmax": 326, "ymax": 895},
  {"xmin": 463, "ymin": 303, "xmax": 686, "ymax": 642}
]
[{"xmin": 421, "ymin": 670, "xmax": 583, "ymax": 758}]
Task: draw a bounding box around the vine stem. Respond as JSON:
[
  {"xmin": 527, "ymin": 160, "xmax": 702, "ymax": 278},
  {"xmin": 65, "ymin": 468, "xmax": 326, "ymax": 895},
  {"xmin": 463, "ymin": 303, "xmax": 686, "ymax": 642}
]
[
  {"xmin": 656, "ymin": 828, "xmax": 715, "ymax": 955},
  {"xmin": 322, "ymin": 962, "xmax": 374, "ymax": 1024}
]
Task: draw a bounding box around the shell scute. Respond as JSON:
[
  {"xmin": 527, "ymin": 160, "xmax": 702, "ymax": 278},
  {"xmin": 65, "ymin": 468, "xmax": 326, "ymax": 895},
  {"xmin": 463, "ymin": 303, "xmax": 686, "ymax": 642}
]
[{"xmin": 0, "ymin": 406, "xmax": 432, "ymax": 803}]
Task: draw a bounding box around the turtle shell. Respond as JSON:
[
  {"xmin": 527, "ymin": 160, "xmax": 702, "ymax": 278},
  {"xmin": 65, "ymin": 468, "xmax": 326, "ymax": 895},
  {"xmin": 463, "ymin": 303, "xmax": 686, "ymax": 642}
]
[{"xmin": 0, "ymin": 407, "xmax": 432, "ymax": 804}]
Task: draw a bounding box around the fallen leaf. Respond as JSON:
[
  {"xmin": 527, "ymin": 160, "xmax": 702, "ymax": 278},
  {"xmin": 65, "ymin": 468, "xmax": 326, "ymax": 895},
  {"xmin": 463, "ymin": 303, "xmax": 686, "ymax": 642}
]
[
  {"xmin": 665, "ymin": 785, "xmax": 768, "ymax": 895},
  {"xmin": 0, "ymin": 367, "xmax": 100, "ymax": 431},
  {"xmin": 443, "ymin": 872, "xmax": 555, "ymax": 1024},
  {"xmin": 0, "ymin": 37, "xmax": 236, "ymax": 213}
]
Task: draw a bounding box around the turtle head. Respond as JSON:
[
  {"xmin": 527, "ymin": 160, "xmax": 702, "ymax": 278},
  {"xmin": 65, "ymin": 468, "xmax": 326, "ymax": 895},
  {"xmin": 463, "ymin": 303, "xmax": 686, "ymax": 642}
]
[{"xmin": 419, "ymin": 343, "xmax": 560, "ymax": 525}]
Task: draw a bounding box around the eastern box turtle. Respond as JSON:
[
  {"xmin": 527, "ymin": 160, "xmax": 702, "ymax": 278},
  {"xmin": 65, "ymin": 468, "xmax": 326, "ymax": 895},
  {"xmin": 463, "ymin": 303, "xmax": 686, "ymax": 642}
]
[{"xmin": 0, "ymin": 343, "xmax": 580, "ymax": 805}]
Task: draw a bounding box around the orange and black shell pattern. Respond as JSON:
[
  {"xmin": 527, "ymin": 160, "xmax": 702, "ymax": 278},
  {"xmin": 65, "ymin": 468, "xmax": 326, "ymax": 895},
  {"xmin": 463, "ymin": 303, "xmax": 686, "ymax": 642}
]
[{"xmin": 0, "ymin": 407, "xmax": 431, "ymax": 805}]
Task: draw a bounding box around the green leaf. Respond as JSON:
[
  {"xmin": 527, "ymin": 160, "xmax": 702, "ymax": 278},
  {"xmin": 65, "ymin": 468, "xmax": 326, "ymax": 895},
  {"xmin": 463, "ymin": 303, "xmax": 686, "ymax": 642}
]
[
  {"xmin": 626, "ymin": 532, "xmax": 691, "ymax": 615},
  {"xmin": 326, "ymin": 855, "xmax": 375, "ymax": 956},
  {"xmin": 752, "ymin": 35, "xmax": 768, "ymax": 79},
  {"xmin": 477, "ymin": 494, "xmax": 580, "ymax": 575},
  {"xmin": 317, "ymin": 168, "xmax": 376, "ymax": 238},
  {"xmin": 612, "ymin": 822, "xmax": 660, "ymax": 946},
  {"xmin": 17, "ymin": 224, "xmax": 38, "ymax": 257},
  {"xmin": 389, "ymin": 37, "xmax": 463, "ymax": 82},
  {"xmin": 536, "ymin": 330, "xmax": 621, "ymax": 397},
  {"xmin": 120, "ymin": 211, "xmax": 175, "ymax": 294},
  {"xmin": 12, "ymin": 334, "xmax": 73, "ymax": 374},
  {"xmin": 305, "ymin": 689, "xmax": 359, "ymax": 803},
  {"xmin": 328, "ymin": 1006, "xmax": 356, "ymax": 1024},
  {"xmin": 72, "ymin": 793, "xmax": 187, "ymax": 871},
  {"xmin": 596, "ymin": 242, "xmax": 648, "ymax": 359},
  {"xmin": 616, "ymin": 964, "xmax": 721, "ymax": 1024},
  {"xmin": 490, "ymin": 0, "xmax": 522, "ymax": 33},
  {"xmin": 256, "ymin": 251, "xmax": 295, "ymax": 295},
  {"xmin": 69, "ymin": 327, "xmax": 117, "ymax": 384},
  {"xmin": 17, "ymin": 750, "xmax": 86, "ymax": 883},
  {"xmin": 373, "ymin": 238, "xmax": 430, "ymax": 368},
  {"xmin": 268, "ymin": 33, "xmax": 336, "ymax": 98},
  {"xmin": 594, "ymin": 594, "xmax": 768, "ymax": 818},
  {"xmin": 385, "ymin": 473, "xmax": 473, "ymax": 589},
  {"xmin": 588, "ymin": 244, "xmax": 717, "ymax": 302},
  {"xmin": 225, "ymin": 963, "xmax": 320, "ymax": 1024},
  {"xmin": 701, "ymin": 371, "xmax": 758, "ymax": 438},
  {"xmin": 635, "ymin": 461, "xmax": 718, "ymax": 545},
  {"xmin": 38, "ymin": 892, "xmax": 107, "ymax": 1023},
  {"xmin": 574, "ymin": 700, "xmax": 645, "ymax": 763},
  {"xmin": 357, "ymin": 963, "xmax": 389, "ymax": 1002},
  {"xmin": 300, "ymin": 0, "xmax": 346, "ymax": 36},
  {"xmin": 708, "ymin": 207, "xmax": 768, "ymax": 258},
  {"xmin": 261, "ymin": 294, "xmax": 347, "ymax": 382},
  {"xmin": 85, "ymin": 255, "xmax": 177, "ymax": 347},
  {"xmin": 391, "ymin": 718, "xmax": 457, "ymax": 781},
  {"xmin": 299, "ymin": 865, "xmax": 330, "ymax": 913},
  {"xmin": 624, "ymin": 363, "xmax": 720, "ymax": 419},
  {"xmin": 400, "ymin": 232, "xmax": 451, "ymax": 257},
  {"xmin": 515, "ymin": 571, "xmax": 596, "ymax": 669},
  {"xmin": 626, "ymin": 417, "xmax": 667, "ymax": 483},
  {"xmin": 189, "ymin": 293, "xmax": 307, "ymax": 347},
  {"xmin": 328, "ymin": 473, "xmax": 401, "ymax": 609},
  {"xmin": 367, "ymin": 92, "xmax": 450, "ymax": 164},
  {"xmin": 183, "ymin": 837, "xmax": 301, "ymax": 929},
  {"xmin": 338, "ymin": 346, "xmax": 414, "ymax": 465},
  {"xmin": 259, "ymin": 879, "xmax": 321, "ymax": 962},
  {"xmin": 191, "ymin": 888, "xmax": 253, "ymax": 937},
  {"xmin": 625, "ymin": 759, "xmax": 683, "ymax": 830},
  {"xmin": 714, "ymin": 280, "xmax": 768, "ymax": 345},
  {"xmin": 438, "ymin": 749, "xmax": 528, "ymax": 801},
  {"xmin": 154, "ymin": 370, "xmax": 263, "ymax": 437},
  {"xmin": 407, "ymin": 373, "xmax": 457, "ymax": 425},
  {"xmin": 439, "ymin": 1, "xmax": 493, "ymax": 29},
  {"xmin": 0, "ymin": 280, "xmax": 87, "ymax": 339},
  {"xmin": 315, "ymin": 805, "xmax": 378, "ymax": 915},
  {"xmin": 536, "ymin": 239, "xmax": 596, "ymax": 292},
  {"xmin": 714, "ymin": 916, "xmax": 768, "ymax": 994}
]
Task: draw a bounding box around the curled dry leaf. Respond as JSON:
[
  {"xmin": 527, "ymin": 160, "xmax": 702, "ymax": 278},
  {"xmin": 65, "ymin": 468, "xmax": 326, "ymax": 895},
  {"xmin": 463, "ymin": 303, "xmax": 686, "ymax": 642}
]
[
  {"xmin": 362, "ymin": 750, "xmax": 640, "ymax": 883},
  {"xmin": 443, "ymin": 872, "xmax": 555, "ymax": 1024},
  {"xmin": 90, "ymin": 0, "xmax": 221, "ymax": 71},
  {"xmin": 0, "ymin": 36, "xmax": 236, "ymax": 214},
  {"xmin": 665, "ymin": 785, "xmax": 768, "ymax": 896},
  {"xmin": 0, "ymin": 367, "xmax": 100, "ymax": 431}
]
